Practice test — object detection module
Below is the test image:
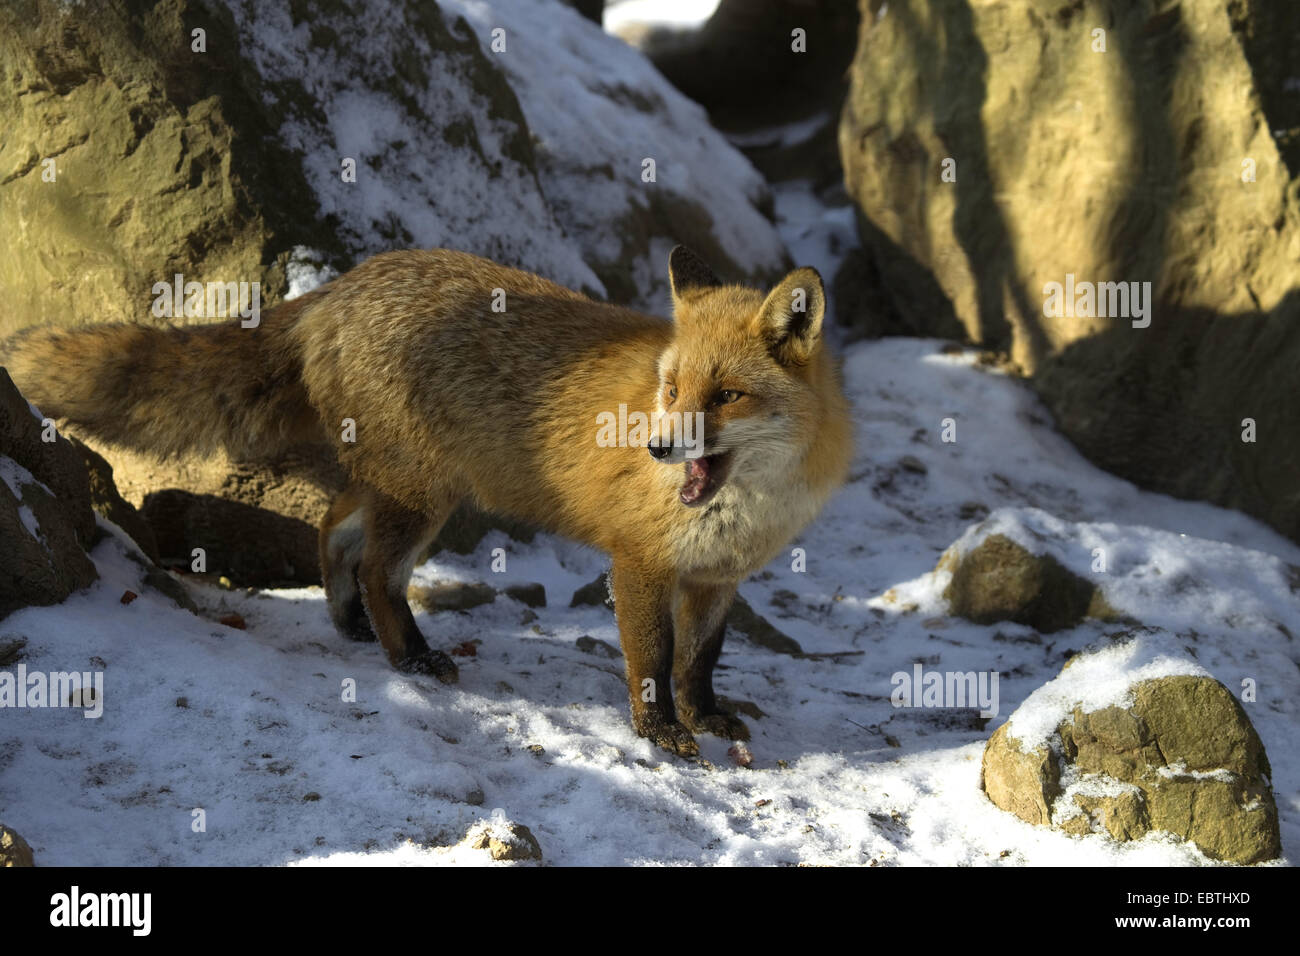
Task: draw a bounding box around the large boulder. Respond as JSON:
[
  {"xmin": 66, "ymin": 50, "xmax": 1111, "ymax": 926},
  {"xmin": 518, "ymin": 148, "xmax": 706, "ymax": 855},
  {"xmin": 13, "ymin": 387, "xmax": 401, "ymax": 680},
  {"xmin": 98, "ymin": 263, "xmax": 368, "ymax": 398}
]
[
  {"xmin": 837, "ymin": 0, "xmax": 1300, "ymax": 544},
  {"xmin": 982, "ymin": 639, "xmax": 1281, "ymax": 864},
  {"xmin": 0, "ymin": 368, "xmax": 98, "ymax": 620}
]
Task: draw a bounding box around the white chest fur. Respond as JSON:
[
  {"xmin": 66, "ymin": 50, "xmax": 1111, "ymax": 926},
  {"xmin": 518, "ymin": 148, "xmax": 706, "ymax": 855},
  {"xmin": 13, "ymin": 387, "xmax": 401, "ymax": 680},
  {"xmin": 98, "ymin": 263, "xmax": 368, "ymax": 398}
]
[{"xmin": 671, "ymin": 467, "xmax": 826, "ymax": 579}]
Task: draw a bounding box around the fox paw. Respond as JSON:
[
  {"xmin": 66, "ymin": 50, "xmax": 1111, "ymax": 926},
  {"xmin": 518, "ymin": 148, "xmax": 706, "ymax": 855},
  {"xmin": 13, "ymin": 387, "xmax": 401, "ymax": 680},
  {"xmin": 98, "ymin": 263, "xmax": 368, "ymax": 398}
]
[
  {"xmin": 397, "ymin": 650, "xmax": 459, "ymax": 684},
  {"xmin": 685, "ymin": 712, "xmax": 751, "ymax": 741},
  {"xmin": 633, "ymin": 714, "xmax": 699, "ymax": 758},
  {"xmin": 682, "ymin": 710, "xmax": 751, "ymax": 742}
]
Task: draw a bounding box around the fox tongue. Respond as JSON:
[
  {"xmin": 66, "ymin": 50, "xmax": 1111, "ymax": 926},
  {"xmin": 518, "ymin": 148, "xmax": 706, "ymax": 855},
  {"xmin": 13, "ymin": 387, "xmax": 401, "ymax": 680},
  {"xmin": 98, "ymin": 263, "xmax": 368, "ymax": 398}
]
[{"xmin": 680, "ymin": 456, "xmax": 712, "ymax": 504}]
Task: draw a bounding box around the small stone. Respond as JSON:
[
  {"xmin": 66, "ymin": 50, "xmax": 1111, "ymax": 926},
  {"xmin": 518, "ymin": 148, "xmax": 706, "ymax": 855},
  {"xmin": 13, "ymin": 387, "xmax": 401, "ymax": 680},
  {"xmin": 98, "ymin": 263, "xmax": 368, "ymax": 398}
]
[
  {"xmin": 407, "ymin": 582, "xmax": 496, "ymax": 612},
  {"xmin": 120, "ymin": 589, "xmax": 138, "ymax": 605},
  {"xmin": 728, "ymin": 742, "xmax": 754, "ymax": 767},
  {"xmin": 0, "ymin": 636, "xmax": 28, "ymax": 666},
  {"xmin": 575, "ymin": 635, "xmax": 620, "ymax": 658},
  {"xmin": 570, "ymin": 572, "xmax": 613, "ymax": 608},
  {"xmin": 504, "ymin": 583, "xmax": 546, "ymax": 608},
  {"xmin": 473, "ymin": 823, "xmax": 542, "ymax": 862},
  {"xmin": 0, "ymin": 825, "xmax": 35, "ymax": 867}
]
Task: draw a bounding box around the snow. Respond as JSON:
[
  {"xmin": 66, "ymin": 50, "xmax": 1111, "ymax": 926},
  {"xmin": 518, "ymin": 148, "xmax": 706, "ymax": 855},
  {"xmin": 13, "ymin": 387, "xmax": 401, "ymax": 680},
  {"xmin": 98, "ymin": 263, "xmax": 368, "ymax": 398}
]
[
  {"xmin": 604, "ymin": 0, "xmax": 721, "ymax": 34},
  {"xmin": 3, "ymin": 332, "xmax": 1298, "ymax": 866},
  {"xmin": 284, "ymin": 247, "xmax": 339, "ymax": 301},
  {"xmin": 770, "ymin": 180, "xmax": 857, "ymax": 299}
]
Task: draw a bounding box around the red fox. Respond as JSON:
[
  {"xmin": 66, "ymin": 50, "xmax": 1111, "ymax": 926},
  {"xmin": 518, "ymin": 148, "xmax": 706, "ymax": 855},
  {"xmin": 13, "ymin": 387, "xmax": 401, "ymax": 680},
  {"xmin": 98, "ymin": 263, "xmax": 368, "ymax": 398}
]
[{"xmin": 5, "ymin": 247, "xmax": 852, "ymax": 755}]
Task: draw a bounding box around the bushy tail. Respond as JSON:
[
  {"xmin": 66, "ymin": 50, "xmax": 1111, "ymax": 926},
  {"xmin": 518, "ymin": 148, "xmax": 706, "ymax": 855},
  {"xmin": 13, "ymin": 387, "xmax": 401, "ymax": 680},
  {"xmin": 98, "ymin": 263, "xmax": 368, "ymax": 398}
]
[{"xmin": 2, "ymin": 293, "xmax": 326, "ymax": 460}]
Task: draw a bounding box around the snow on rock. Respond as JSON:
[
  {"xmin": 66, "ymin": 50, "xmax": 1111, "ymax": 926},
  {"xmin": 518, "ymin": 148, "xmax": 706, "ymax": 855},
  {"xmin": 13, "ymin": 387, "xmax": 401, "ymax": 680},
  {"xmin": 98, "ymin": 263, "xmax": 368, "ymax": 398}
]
[{"xmin": 1003, "ymin": 635, "xmax": 1208, "ymax": 751}]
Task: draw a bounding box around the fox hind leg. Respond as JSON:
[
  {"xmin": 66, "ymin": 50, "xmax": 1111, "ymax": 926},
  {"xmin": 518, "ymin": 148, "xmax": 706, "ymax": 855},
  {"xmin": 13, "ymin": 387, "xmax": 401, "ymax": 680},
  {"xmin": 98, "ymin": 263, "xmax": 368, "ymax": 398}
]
[
  {"xmin": 320, "ymin": 485, "xmax": 374, "ymax": 642},
  {"xmin": 357, "ymin": 486, "xmax": 461, "ymax": 684}
]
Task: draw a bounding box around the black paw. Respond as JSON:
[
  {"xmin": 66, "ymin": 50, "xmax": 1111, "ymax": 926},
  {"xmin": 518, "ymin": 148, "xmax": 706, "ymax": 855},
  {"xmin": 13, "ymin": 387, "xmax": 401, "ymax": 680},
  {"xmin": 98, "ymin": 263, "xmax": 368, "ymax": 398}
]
[
  {"xmin": 633, "ymin": 712, "xmax": 699, "ymax": 757},
  {"xmin": 397, "ymin": 649, "xmax": 459, "ymax": 684},
  {"xmin": 331, "ymin": 601, "xmax": 376, "ymax": 642},
  {"xmin": 682, "ymin": 711, "xmax": 751, "ymax": 742}
]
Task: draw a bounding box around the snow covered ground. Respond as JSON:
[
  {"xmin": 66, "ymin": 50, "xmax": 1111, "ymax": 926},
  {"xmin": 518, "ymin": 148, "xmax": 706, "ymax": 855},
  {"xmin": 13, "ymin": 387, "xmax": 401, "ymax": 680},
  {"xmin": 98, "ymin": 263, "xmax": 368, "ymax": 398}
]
[{"xmin": 3, "ymin": 334, "xmax": 1297, "ymax": 866}]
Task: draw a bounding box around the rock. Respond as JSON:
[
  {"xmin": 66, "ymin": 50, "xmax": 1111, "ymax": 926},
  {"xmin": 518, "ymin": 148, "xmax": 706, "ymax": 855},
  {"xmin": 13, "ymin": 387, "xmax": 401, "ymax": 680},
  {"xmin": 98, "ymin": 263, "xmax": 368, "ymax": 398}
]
[
  {"xmin": 570, "ymin": 572, "xmax": 613, "ymax": 609},
  {"xmin": 575, "ymin": 635, "xmax": 621, "ymax": 659},
  {"xmin": 982, "ymin": 645, "xmax": 1280, "ymax": 864},
  {"xmin": 408, "ymin": 582, "xmax": 497, "ymax": 613},
  {"xmin": 560, "ymin": 0, "xmax": 603, "ymax": 24},
  {"xmin": 980, "ymin": 723, "xmax": 1061, "ymax": 827},
  {"xmin": 626, "ymin": 0, "xmax": 860, "ymax": 130},
  {"xmin": 504, "ymin": 583, "xmax": 546, "ymax": 608},
  {"xmin": 0, "ymin": 368, "xmax": 98, "ymax": 621},
  {"xmin": 472, "ymin": 823, "xmax": 542, "ymax": 862},
  {"xmin": 137, "ymin": 563, "xmax": 198, "ymax": 615},
  {"xmin": 0, "ymin": 825, "xmax": 35, "ymax": 866},
  {"xmin": 728, "ymin": 742, "xmax": 754, "ymax": 767},
  {"xmin": 838, "ymin": 0, "xmax": 1300, "ymax": 545},
  {"xmin": 0, "ymin": 635, "xmax": 27, "ymax": 665},
  {"xmin": 726, "ymin": 594, "xmax": 803, "ymax": 655},
  {"xmin": 941, "ymin": 533, "xmax": 1115, "ymax": 633},
  {"xmin": 66, "ymin": 437, "xmax": 158, "ymax": 562}
]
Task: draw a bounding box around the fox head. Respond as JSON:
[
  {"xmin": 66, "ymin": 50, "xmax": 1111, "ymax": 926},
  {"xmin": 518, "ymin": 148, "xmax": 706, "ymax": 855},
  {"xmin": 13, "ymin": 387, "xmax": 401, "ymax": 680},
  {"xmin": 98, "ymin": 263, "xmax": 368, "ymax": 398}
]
[{"xmin": 649, "ymin": 246, "xmax": 840, "ymax": 508}]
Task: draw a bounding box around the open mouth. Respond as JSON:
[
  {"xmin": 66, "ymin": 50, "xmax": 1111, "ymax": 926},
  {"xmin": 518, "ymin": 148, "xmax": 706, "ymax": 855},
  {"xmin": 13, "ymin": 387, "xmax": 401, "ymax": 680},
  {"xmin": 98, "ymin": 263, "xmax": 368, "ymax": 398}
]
[{"xmin": 680, "ymin": 452, "xmax": 732, "ymax": 507}]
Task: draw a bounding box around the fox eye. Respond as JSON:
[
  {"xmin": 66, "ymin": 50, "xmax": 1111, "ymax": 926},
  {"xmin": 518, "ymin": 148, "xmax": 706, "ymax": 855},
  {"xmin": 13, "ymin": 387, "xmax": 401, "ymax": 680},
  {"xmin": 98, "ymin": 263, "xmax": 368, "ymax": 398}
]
[
  {"xmin": 715, "ymin": 390, "xmax": 742, "ymax": 406},
  {"xmin": 667, "ymin": 385, "xmax": 677, "ymax": 401}
]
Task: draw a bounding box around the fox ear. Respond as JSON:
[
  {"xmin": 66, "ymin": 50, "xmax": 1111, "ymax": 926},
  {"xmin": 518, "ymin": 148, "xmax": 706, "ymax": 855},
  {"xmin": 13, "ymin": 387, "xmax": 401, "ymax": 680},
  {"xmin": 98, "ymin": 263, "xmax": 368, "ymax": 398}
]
[
  {"xmin": 754, "ymin": 267, "xmax": 825, "ymax": 366},
  {"xmin": 668, "ymin": 245, "xmax": 722, "ymax": 301}
]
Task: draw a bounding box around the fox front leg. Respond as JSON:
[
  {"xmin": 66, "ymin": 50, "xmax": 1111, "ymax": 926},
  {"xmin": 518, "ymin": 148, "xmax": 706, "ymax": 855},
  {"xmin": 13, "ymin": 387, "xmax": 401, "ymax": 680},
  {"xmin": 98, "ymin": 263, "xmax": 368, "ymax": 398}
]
[
  {"xmin": 672, "ymin": 580, "xmax": 750, "ymax": 741},
  {"xmin": 609, "ymin": 560, "xmax": 699, "ymax": 757}
]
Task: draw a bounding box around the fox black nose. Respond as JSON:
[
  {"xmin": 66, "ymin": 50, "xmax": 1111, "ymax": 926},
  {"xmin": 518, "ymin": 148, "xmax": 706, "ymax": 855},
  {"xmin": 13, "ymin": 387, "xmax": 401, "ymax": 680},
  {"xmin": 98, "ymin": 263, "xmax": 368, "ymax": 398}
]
[{"xmin": 648, "ymin": 443, "xmax": 672, "ymax": 461}]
